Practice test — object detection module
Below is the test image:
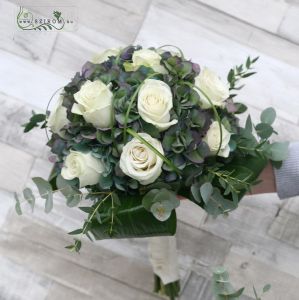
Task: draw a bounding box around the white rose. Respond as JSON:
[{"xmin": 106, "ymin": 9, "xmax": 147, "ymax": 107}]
[
  {"xmin": 61, "ymin": 150, "xmax": 104, "ymax": 188},
  {"xmin": 194, "ymin": 68, "xmax": 229, "ymax": 109},
  {"xmin": 47, "ymin": 95, "xmax": 69, "ymax": 138},
  {"xmin": 132, "ymin": 49, "xmax": 167, "ymax": 73},
  {"xmin": 72, "ymin": 80, "xmax": 113, "ymax": 129},
  {"xmin": 120, "ymin": 133, "xmax": 164, "ymax": 185},
  {"xmin": 91, "ymin": 47, "xmax": 121, "ymax": 64},
  {"xmin": 138, "ymin": 79, "xmax": 177, "ymax": 131},
  {"xmin": 203, "ymin": 121, "xmax": 231, "ymax": 158}
]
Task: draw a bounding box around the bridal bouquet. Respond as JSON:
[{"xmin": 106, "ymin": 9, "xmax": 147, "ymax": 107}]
[{"xmin": 16, "ymin": 45, "xmax": 288, "ymax": 298}]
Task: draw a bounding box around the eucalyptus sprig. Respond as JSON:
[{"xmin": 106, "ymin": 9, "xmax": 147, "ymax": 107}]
[{"xmin": 212, "ymin": 266, "xmax": 271, "ymax": 300}]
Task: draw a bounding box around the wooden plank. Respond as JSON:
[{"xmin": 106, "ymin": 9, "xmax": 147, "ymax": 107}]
[
  {"xmin": 0, "ymin": 142, "xmax": 34, "ymax": 192},
  {"xmin": 0, "ymin": 49, "xmax": 67, "ymax": 109},
  {"xmin": 71, "ymin": 0, "xmax": 146, "ymax": 43},
  {"xmin": 102, "ymin": 0, "xmax": 151, "ymax": 15},
  {"xmin": 0, "ymin": 256, "xmax": 51, "ymax": 300},
  {"xmin": 202, "ymin": 194, "xmax": 299, "ymax": 280},
  {"xmin": 0, "ymin": 228, "xmax": 160, "ymax": 300},
  {"xmin": 268, "ymin": 197, "xmax": 299, "ymax": 249},
  {"xmin": 176, "ymin": 200, "xmax": 207, "ymax": 228},
  {"xmin": 1, "ymin": 213, "xmax": 159, "ymax": 297},
  {"xmin": 180, "ymin": 271, "xmax": 213, "ymax": 300},
  {"xmin": 278, "ymin": 4, "xmax": 299, "ymax": 44},
  {"xmin": 151, "ymin": 0, "xmax": 299, "ymax": 68},
  {"xmin": 224, "ymin": 251, "xmax": 299, "ymax": 300},
  {"xmin": 0, "ymin": 0, "xmax": 57, "ymax": 63},
  {"xmin": 196, "ymin": 0, "xmax": 289, "ymax": 33},
  {"xmin": 0, "ymin": 92, "xmax": 48, "ymax": 158},
  {"xmin": 46, "ymin": 282, "xmax": 92, "ymax": 300},
  {"xmin": 176, "ymin": 222, "xmax": 231, "ymax": 267},
  {"xmin": 49, "ymin": 26, "xmax": 124, "ymax": 77}
]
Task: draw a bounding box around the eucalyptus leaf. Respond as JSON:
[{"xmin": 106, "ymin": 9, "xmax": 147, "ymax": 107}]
[
  {"xmin": 218, "ymin": 287, "xmax": 245, "ymax": 298},
  {"xmin": 264, "ymin": 142, "xmax": 289, "ymax": 161},
  {"xmin": 212, "ymin": 266, "xmax": 244, "ymax": 300},
  {"xmin": 204, "ymin": 188, "xmax": 236, "ymax": 217},
  {"xmin": 142, "ymin": 189, "xmax": 159, "ymax": 211},
  {"xmin": 23, "ymin": 187, "xmax": 35, "ymax": 212},
  {"xmin": 255, "ymin": 123, "xmax": 273, "ymax": 139},
  {"xmin": 56, "ymin": 175, "xmax": 81, "ymax": 207},
  {"xmin": 14, "ymin": 192, "xmax": 22, "ymax": 215},
  {"xmin": 190, "ymin": 183, "xmax": 202, "ymax": 204},
  {"xmin": 200, "ymin": 182, "xmax": 213, "ymax": 204},
  {"xmin": 32, "ymin": 177, "xmax": 53, "ymax": 213},
  {"xmin": 154, "ymin": 189, "xmax": 179, "ymax": 208},
  {"xmin": 150, "ymin": 202, "xmax": 172, "ymax": 221},
  {"xmin": 260, "ymin": 107, "xmax": 276, "ymax": 125}
]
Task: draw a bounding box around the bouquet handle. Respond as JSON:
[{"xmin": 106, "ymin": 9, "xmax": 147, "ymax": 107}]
[{"xmin": 148, "ymin": 236, "xmax": 180, "ymax": 299}]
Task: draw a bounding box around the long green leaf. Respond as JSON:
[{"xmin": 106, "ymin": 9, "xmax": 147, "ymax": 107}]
[{"xmin": 90, "ymin": 194, "xmax": 177, "ymax": 240}]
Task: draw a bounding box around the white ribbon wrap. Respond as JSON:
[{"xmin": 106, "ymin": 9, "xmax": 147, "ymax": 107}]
[{"xmin": 148, "ymin": 236, "xmax": 180, "ymax": 285}]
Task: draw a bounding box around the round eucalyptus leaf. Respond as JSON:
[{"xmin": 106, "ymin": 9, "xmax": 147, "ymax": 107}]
[
  {"xmin": 260, "ymin": 107, "xmax": 276, "ymax": 125},
  {"xmin": 150, "ymin": 202, "xmax": 172, "ymax": 222}
]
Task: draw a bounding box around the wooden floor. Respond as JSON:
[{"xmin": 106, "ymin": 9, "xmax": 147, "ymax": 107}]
[{"xmin": 1, "ymin": 0, "xmax": 299, "ymax": 299}]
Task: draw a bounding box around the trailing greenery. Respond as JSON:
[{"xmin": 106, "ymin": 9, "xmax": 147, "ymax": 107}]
[{"xmin": 212, "ymin": 266, "xmax": 271, "ymax": 300}]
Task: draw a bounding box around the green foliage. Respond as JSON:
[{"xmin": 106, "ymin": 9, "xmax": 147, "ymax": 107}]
[
  {"xmin": 262, "ymin": 142, "xmax": 289, "ymax": 162},
  {"xmin": 212, "ymin": 266, "xmax": 244, "ymax": 299},
  {"xmin": 233, "ymin": 103, "xmax": 248, "ymax": 114},
  {"xmin": 142, "ymin": 188, "xmax": 179, "ymax": 221},
  {"xmin": 253, "ymin": 284, "xmax": 272, "ymax": 300},
  {"xmin": 32, "ymin": 177, "xmax": 53, "ymax": 213},
  {"xmin": 200, "ymin": 182, "xmax": 213, "ymax": 203},
  {"xmin": 260, "ymin": 107, "xmax": 276, "ymax": 125},
  {"xmin": 227, "ymin": 56, "xmax": 259, "ymax": 93},
  {"xmin": 56, "ymin": 175, "xmax": 81, "ymax": 207},
  {"xmin": 255, "ymin": 123, "xmax": 273, "ymax": 139},
  {"xmin": 212, "ymin": 267, "xmax": 271, "ymax": 300},
  {"xmin": 14, "ymin": 192, "xmax": 22, "ymax": 215},
  {"xmin": 23, "ymin": 187, "xmax": 35, "ymax": 212},
  {"xmin": 90, "ymin": 194, "xmax": 177, "ymax": 240},
  {"xmin": 22, "ymin": 111, "xmax": 46, "ymax": 133}
]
